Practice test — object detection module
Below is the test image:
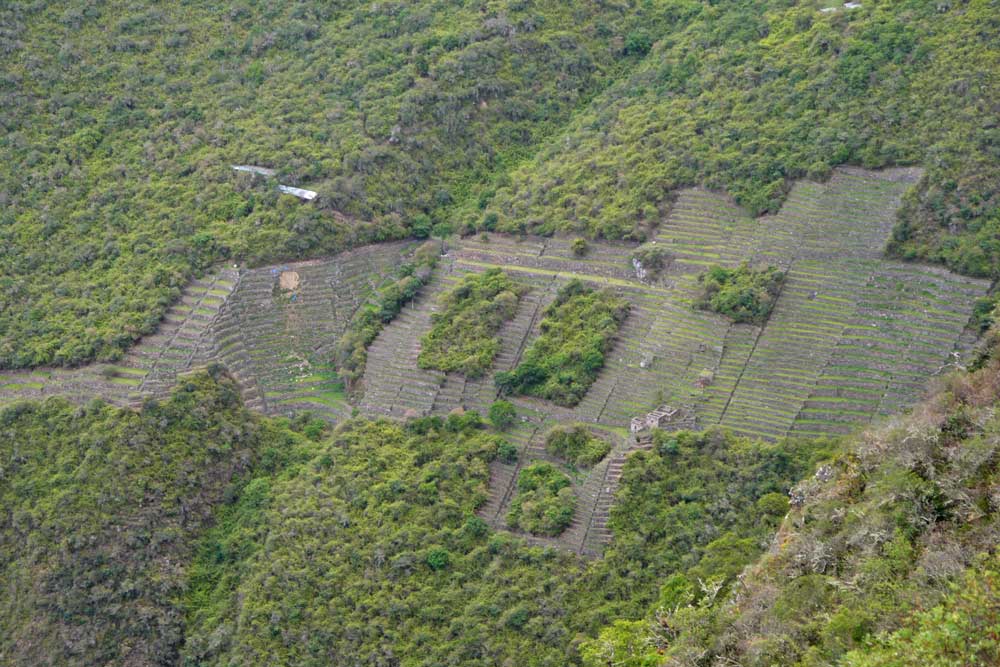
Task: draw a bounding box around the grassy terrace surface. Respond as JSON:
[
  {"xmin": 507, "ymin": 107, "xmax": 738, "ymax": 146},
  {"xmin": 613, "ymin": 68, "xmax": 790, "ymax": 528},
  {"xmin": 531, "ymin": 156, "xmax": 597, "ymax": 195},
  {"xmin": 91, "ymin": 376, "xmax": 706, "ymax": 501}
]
[{"xmin": 0, "ymin": 169, "xmax": 989, "ymax": 556}]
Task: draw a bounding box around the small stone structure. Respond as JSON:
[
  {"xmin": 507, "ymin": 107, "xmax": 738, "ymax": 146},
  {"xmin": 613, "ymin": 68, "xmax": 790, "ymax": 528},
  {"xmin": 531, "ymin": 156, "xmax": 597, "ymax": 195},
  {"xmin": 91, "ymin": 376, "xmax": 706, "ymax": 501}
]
[{"xmin": 630, "ymin": 405, "xmax": 692, "ymax": 433}]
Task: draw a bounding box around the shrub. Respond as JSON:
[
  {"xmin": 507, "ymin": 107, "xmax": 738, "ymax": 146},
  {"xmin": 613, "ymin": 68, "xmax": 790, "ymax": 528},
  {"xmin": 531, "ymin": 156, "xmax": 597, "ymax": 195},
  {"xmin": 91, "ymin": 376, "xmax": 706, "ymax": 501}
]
[
  {"xmin": 488, "ymin": 400, "xmax": 517, "ymax": 431},
  {"xmin": 631, "ymin": 243, "xmax": 671, "ymax": 281},
  {"xmin": 497, "ymin": 440, "xmax": 518, "ymax": 464},
  {"xmin": 623, "ymin": 30, "xmax": 653, "ymax": 57},
  {"xmin": 425, "ymin": 547, "xmax": 451, "ymax": 571},
  {"xmin": 545, "ymin": 424, "xmax": 611, "ymax": 467},
  {"xmin": 571, "ymin": 237, "xmax": 589, "ymax": 257},
  {"xmin": 335, "ymin": 241, "xmax": 440, "ymax": 388},
  {"xmin": 507, "ymin": 462, "xmax": 576, "ymax": 536},
  {"xmin": 419, "ymin": 269, "xmax": 526, "ymax": 377},
  {"xmin": 841, "ymin": 553, "xmax": 1000, "ymax": 667},
  {"xmin": 695, "ymin": 263, "xmax": 784, "ymax": 324},
  {"xmin": 496, "ymin": 280, "xmax": 629, "ymax": 406},
  {"xmin": 971, "ymin": 295, "xmax": 997, "ymax": 332}
]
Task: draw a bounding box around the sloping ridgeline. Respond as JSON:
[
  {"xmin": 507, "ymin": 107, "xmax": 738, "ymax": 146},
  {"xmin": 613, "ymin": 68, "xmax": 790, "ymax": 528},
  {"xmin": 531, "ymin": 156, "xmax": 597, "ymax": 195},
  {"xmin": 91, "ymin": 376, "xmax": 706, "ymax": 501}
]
[{"xmin": 584, "ymin": 343, "xmax": 1000, "ymax": 666}]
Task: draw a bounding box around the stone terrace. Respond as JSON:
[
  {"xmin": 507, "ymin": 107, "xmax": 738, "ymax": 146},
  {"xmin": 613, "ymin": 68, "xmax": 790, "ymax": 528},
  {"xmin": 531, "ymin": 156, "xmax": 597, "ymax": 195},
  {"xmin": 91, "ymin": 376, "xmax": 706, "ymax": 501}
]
[
  {"xmin": 0, "ymin": 168, "xmax": 989, "ymax": 558},
  {"xmin": 357, "ymin": 168, "xmax": 990, "ymax": 555}
]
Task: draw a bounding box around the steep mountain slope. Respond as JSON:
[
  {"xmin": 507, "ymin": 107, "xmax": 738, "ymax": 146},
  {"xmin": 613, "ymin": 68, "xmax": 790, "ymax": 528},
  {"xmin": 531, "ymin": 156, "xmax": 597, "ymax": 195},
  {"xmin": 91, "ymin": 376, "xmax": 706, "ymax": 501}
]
[
  {"xmin": 480, "ymin": 0, "xmax": 1000, "ymax": 269},
  {"xmin": 0, "ymin": 0, "xmax": 669, "ymax": 368},
  {"xmin": 1, "ymin": 1, "xmax": 998, "ymax": 665},
  {"xmin": 593, "ymin": 340, "xmax": 1000, "ymax": 666},
  {"xmin": 3, "ymin": 1, "xmax": 998, "ymax": 370},
  {"xmin": 0, "ymin": 368, "xmax": 315, "ymax": 667}
]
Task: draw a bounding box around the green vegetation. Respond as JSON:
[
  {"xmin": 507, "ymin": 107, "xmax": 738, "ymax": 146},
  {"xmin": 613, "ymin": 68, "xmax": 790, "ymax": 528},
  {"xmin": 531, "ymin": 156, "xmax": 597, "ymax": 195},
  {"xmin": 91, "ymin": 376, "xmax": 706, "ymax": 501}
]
[
  {"xmin": 0, "ymin": 371, "xmax": 831, "ymax": 665},
  {"xmin": 3, "ymin": 1, "xmax": 999, "ymax": 664},
  {"xmin": 586, "ymin": 429, "xmax": 830, "ymax": 625},
  {"xmin": 182, "ymin": 414, "xmax": 593, "ymax": 666},
  {"xmin": 479, "ymin": 1, "xmax": 1000, "ymax": 279},
  {"xmin": 0, "ymin": 1, "xmax": 669, "ymax": 369},
  {"xmin": 0, "ymin": 367, "xmax": 312, "ymax": 667},
  {"xmin": 335, "ymin": 240, "xmax": 440, "ymax": 388},
  {"xmin": 488, "ymin": 398, "xmax": 517, "ymax": 431},
  {"xmin": 842, "ymin": 554, "xmax": 1000, "ymax": 667},
  {"xmin": 631, "ymin": 243, "xmax": 672, "ymax": 281},
  {"xmin": 545, "ymin": 424, "xmax": 611, "ymax": 467},
  {"xmin": 507, "ymin": 462, "xmax": 576, "ymax": 537},
  {"xmin": 9, "ymin": 355, "xmax": 993, "ymax": 665},
  {"xmin": 695, "ymin": 263, "xmax": 785, "ymax": 324},
  {"xmin": 496, "ymin": 279, "xmax": 629, "ymax": 406},
  {"xmin": 419, "ymin": 268, "xmax": 525, "ymax": 377},
  {"xmin": 594, "ymin": 352, "xmax": 1000, "ymax": 666},
  {"xmin": 4, "ymin": 1, "xmax": 1000, "ymax": 370}
]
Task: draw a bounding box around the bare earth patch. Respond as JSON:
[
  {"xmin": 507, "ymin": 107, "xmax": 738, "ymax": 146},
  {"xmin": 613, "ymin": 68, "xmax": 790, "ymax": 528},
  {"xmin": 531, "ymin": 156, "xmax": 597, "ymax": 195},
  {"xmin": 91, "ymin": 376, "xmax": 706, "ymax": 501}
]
[{"xmin": 279, "ymin": 271, "xmax": 300, "ymax": 291}]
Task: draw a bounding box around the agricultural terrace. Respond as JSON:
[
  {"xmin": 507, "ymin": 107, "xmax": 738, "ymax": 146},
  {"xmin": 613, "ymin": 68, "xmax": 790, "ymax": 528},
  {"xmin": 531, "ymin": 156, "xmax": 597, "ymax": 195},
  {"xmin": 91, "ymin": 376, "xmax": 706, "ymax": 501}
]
[
  {"xmin": 0, "ymin": 242, "xmax": 416, "ymax": 421},
  {"xmin": 0, "ymin": 168, "xmax": 989, "ymax": 555},
  {"xmin": 359, "ymin": 167, "xmax": 990, "ymax": 554}
]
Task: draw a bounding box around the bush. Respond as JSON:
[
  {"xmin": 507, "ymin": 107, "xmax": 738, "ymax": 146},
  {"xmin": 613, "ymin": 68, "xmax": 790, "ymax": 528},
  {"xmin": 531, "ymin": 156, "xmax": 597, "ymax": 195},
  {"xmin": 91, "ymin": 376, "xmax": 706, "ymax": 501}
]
[
  {"xmin": 571, "ymin": 237, "xmax": 589, "ymax": 257},
  {"xmin": 496, "ymin": 280, "xmax": 629, "ymax": 406},
  {"xmin": 426, "ymin": 547, "xmax": 451, "ymax": 571},
  {"xmin": 419, "ymin": 269, "xmax": 526, "ymax": 377},
  {"xmin": 842, "ymin": 553, "xmax": 1000, "ymax": 667},
  {"xmin": 507, "ymin": 462, "xmax": 576, "ymax": 536},
  {"xmin": 545, "ymin": 424, "xmax": 611, "ymax": 467},
  {"xmin": 695, "ymin": 263, "xmax": 784, "ymax": 324},
  {"xmin": 488, "ymin": 400, "xmax": 517, "ymax": 431},
  {"xmin": 498, "ymin": 440, "xmax": 519, "ymax": 464},
  {"xmin": 631, "ymin": 243, "xmax": 672, "ymax": 281}
]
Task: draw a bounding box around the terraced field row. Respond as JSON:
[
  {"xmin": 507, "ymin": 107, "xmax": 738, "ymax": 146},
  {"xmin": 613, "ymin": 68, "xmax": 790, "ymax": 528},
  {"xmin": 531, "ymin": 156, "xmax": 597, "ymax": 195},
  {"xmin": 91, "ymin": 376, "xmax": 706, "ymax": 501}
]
[
  {"xmin": 0, "ymin": 242, "xmax": 415, "ymax": 422},
  {"xmin": 0, "ymin": 167, "xmax": 988, "ymax": 559},
  {"xmin": 0, "ymin": 268, "xmax": 239, "ymax": 409}
]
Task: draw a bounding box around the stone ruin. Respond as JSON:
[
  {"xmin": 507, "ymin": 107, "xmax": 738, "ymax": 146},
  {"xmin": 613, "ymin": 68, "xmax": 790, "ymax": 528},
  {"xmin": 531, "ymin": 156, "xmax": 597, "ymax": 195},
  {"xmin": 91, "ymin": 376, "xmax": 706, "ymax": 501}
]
[{"xmin": 629, "ymin": 405, "xmax": 694, "ymax": 434}]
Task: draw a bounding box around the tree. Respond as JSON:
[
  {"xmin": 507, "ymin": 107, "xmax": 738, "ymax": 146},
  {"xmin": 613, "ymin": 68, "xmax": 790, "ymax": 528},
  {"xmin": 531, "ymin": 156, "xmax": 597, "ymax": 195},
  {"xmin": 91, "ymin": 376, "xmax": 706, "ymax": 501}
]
[
  {"xmin": 488, "ymin": 400, "xmax": 516, "ymax": 431},
  {"xmin": 580, "ymin": 620, "xmax": 660, "ymax": 667}
]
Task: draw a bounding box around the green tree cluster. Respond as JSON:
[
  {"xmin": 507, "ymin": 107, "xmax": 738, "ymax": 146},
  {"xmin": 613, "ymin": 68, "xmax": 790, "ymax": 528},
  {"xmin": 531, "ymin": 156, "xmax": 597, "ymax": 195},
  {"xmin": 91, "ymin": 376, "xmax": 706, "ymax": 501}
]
[
  {"xmin": 419, "ymin": 268, "xmax": 525, "ymax": 377},
  {"xmin": 488, "ymin": 399, "xmax": 517, "ymax": 431},
  {"xmin": 0, "ymin": 367, "xmax": 312, "ymax": 667},
  {"xmin": 0, "ymin": 0, "xmax": 670, "ymax": 369},
  {"xmin": 182, "ymin": 415, "xmax": 593, "ymax": 666},
  {"xmin": 475, "ymin": 1, "xmax": 1000, "ymax": 278},
  {"xmin": 842, "ymin": 553, "xmax": 1000, "ymax": 667},
  {"xmin": 609, "ymin": 350, "xmax": 1000, "ymax": 666},
  {"xmin": 507, "ymin": 462, "xmax": 577, "ymax": 537},
  {"xmin": 545, "ymin": 424, "xmax": 611, "ymax": 467},
  {"xmin": 496, "ymin": 279, "xmax": 629, "ymax": 406},
  {"xmin": 5, "ymin": 1, "xmax": 1000, "ymax": 370},
  {"xmin": 631, "ymin": 243, "xmax": 672, "ymax": 281},
  {"xmin": 695, "ymin": 263, "xmax": 785, "ymax": 324}
]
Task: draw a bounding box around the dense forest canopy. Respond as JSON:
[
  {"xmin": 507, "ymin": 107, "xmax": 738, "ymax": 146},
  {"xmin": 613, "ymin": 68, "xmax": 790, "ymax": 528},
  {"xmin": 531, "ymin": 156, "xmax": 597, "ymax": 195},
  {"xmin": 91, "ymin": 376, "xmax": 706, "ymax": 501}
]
[
  {"xmin": 0, "ymin": 371, "xmax": 828, "ymax": 666},
  {"xmin": 482, "ymin": 0, "xmax": 1000, "ymax": 254}
]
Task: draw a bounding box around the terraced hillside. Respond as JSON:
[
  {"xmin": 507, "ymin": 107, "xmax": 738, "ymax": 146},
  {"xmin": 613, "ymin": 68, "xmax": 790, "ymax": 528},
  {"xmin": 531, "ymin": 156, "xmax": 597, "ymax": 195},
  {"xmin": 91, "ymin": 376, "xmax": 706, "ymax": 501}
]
[
  {"xmin": 360, "ymin": 168, "xmax": 991, "ymax": 554},
  {"xmin": 0, "ymin": 168, "xmax": 990, "ymax": 556},
  {"xmin": 0, "ymin": 242, "xmax": 415, "ymax": 420}
]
